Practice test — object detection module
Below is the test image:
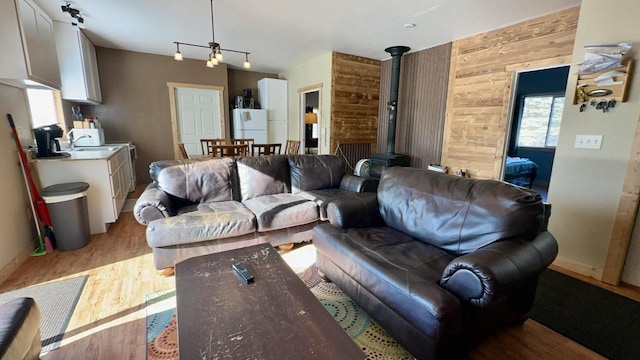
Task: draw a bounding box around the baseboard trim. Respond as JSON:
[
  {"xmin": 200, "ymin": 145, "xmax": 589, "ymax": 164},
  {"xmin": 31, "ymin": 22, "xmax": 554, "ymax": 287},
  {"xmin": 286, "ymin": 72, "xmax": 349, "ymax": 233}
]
[
  {"xmin": 552, "ymin": 256, "xmax": 603, "ymax": 280},
  {"xmin": 0, "ymin": 244, "xmax": 33, "ymax": 287}
]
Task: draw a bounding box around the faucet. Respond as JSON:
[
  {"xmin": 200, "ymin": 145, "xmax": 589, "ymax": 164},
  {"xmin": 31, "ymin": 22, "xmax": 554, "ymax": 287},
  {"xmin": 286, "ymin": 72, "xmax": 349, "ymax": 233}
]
[{"xmin": 67, "ymin": 129, "xmax": 92, "ymax": 149}]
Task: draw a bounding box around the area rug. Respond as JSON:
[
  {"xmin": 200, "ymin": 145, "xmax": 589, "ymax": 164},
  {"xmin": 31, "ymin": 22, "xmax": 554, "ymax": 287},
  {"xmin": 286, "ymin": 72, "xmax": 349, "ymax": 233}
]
[
  {"xmin": 0, "ymin": 275, "xmax": 88, "ymax": 354},
  {"xmin": 146, "ymin": 266, "xmax": 413, "ymax": 360},
  {"xmin": 530, "ymin": 269, "xmax": 640, "ymax": 359}
]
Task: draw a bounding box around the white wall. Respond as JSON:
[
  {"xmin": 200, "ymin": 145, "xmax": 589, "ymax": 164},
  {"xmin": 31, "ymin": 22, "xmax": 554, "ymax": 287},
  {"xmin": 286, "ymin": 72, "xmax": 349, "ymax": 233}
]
[
  {"xmin": 548, "ymin": 0, "xmax": 640, "ymax": 283},
  {"xmin": 0, "ymin": 83, "xmax": 37, "ymax": 276},
  {"xmin": 279, "ymin": 52, "xmax": 333, "ymax": 154}
]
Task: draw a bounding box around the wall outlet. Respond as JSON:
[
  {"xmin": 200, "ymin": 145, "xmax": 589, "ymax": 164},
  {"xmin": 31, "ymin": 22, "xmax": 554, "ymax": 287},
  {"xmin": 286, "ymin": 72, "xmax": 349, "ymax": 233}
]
[{"xmin": 575, "ymin": 134, "xmax": 603, "ymax": 149}]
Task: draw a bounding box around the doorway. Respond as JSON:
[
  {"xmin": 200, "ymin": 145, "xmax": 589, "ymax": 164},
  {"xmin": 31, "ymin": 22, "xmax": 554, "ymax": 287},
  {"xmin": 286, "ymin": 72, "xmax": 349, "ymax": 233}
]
[
  {"xmin": 168, "ymin": 82, "xmax": 225, "ymax": 159},
  {"xmin": 502, "ymin": 66, "xmax": 570, "ymax": 201},
  {"xmin": 298, "ymin": 84, "xmax": 322, "ymax": 154}
]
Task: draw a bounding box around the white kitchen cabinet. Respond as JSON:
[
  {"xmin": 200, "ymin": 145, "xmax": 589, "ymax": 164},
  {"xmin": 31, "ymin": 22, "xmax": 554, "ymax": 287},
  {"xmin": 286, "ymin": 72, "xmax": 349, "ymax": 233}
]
[
  {"xmin": 54, "ymin": 22, "xmax": 102, "ymax": 103},
  {"xmin": 35, "ymin": 146, "xmax": 131, "ymax": 234},
  {"xmin": 258, "ymin": 78, "xmax": 288, "ymax": 145},
  {"xmin": 0, "ymin": 0, "xmax": 61, "ymax": 88}
]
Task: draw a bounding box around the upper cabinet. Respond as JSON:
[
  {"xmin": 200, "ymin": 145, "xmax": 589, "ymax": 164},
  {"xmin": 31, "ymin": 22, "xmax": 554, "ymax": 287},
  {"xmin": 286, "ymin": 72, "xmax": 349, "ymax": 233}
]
[
  {"xmin": 0, "ymin": 0, "xmax": 62, "ymax": 88},
  {"xmin": 54, "ymin": 22, "xmax": 102, "ymax": 104}
]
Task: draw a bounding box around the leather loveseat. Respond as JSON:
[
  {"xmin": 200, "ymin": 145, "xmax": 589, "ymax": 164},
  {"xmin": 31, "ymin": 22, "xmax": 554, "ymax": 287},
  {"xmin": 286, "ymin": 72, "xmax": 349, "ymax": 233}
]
[
  {"xmin": 313, "ymin": 167, "xmax": 558, "ymax": 359},
  {"xmin": 134, "ymin": 154, "xmax": 376, "ymax": 270}
]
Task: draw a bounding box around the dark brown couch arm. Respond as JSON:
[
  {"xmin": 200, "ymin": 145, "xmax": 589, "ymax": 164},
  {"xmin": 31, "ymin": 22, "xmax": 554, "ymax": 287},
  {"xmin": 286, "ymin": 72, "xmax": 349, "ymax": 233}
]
[
  {"xmin": 326, "ymin": 193, "xmax": 384, "ymax": 229},
  {"xmin": 339, "ymin": 174, "xmax": 378, "ymax": 193},
  {"xmin": 440, "ymin": 231, "xmax": 558, "ymax": 307},
  {"xmin": 133, "ymin": 183, "xmax": 174, "ymax": 225}
]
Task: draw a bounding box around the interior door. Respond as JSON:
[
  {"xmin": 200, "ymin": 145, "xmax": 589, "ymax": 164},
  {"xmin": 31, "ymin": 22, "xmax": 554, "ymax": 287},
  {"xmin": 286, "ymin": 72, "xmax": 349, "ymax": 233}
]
[{"xmin": 175, "ymin": 87, "xmax": 222, "ymax": 156}]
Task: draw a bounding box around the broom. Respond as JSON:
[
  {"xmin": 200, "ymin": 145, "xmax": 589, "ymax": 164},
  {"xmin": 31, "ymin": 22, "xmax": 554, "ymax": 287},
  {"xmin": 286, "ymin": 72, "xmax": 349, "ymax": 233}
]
[{"xmin": 7, "ymin": 114, "xmax": 55, "ymax": 254}]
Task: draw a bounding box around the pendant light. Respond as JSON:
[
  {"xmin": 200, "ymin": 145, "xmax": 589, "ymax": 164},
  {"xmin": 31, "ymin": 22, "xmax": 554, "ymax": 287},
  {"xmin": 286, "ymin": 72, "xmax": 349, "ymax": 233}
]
[{"xmin": 172, "ymin": 0, "xmax": 252, "ymax": 69}]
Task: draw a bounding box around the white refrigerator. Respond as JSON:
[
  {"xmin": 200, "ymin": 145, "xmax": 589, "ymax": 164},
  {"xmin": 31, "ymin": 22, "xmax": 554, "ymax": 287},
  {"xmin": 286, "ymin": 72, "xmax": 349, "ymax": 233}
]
[{"xmin": 233, "ymin": 109, "xmax": 268, "ymax": 143}]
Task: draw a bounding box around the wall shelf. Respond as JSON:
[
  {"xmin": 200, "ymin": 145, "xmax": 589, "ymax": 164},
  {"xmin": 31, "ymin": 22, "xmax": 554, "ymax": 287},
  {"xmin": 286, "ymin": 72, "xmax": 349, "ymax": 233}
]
[{"xmin": 573, "ymin": 59, "xmax": 633, "ymax": 104}]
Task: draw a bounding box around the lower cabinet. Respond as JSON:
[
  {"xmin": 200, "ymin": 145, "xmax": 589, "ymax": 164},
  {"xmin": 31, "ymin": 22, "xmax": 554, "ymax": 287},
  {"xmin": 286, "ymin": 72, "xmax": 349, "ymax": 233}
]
[{"xmin": 35, "ymin": 146, "xmax": 131, "ymax": 234}]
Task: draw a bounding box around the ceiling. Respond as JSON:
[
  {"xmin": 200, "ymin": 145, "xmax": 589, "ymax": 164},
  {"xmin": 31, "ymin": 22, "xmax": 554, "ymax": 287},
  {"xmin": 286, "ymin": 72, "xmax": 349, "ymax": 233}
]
[{"xmin": 34, "ymin": 0, "xmax": 581, "ymax": 74}]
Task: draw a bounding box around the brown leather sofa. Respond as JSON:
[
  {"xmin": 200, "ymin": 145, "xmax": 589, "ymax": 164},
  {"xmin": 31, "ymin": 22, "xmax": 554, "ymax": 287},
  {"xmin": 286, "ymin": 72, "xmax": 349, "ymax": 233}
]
[
  {"xmin": 0, "ymin": 297, "xmax": 41, "ymax": 360},
  {"xmin": 134, "ymin": 154, "xmax": 376, "ymax": 270},
  {"xmin": 313, "ymin": 167, "xmax": 558, "ymax": 359}
]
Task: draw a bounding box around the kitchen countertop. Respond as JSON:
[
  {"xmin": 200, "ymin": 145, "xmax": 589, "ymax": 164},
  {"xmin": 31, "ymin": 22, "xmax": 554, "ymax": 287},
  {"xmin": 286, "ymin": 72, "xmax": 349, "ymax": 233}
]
[{"xmin": 32, "ymin": 145, "xmax": 125, "ymax": 161}]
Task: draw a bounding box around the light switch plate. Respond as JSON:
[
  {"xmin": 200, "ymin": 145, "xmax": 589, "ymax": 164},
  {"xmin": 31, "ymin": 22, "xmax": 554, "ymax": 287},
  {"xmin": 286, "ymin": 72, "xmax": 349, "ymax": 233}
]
[{"xmin": 575, "ymin": 134, "xmax": 603, "ymax": 149}]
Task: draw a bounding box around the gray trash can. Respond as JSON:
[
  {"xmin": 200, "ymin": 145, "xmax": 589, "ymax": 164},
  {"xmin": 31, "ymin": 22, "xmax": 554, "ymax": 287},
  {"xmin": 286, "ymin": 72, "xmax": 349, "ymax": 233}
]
[{"xmin": 41, "ymin": 182, "xmax": 90, "ymax": 251}]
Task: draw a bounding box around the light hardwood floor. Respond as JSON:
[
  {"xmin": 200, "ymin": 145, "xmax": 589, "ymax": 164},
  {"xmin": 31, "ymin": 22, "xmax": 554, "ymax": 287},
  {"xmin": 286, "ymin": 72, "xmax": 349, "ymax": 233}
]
[{"xmin": 0, "ymin": 200, "xmax": 635, "ymax": 359}]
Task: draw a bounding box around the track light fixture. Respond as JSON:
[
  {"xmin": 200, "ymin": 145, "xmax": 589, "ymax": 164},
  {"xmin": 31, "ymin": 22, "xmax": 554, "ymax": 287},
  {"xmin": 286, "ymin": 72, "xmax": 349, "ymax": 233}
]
[
  {"xmin": 243, "ymin": 53, "xmax": 251, "ymax": 69},
  {"xmin": 172, "ymin": 0, "xmax": 252, "ymax": 69},
  {"xmin": 61, "ymin": 2, "xmax": 85, "ymax": 28},
  {"xmin": 174, "ymin": 43, "xmax": 183, "ymax": 61}
]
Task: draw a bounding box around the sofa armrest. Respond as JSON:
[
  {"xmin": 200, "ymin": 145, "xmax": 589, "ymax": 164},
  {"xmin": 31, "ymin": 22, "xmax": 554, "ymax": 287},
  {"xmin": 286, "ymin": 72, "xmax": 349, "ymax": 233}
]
[
  {"xmin": 339, "ymin": 175, "xmax": 378, "ymax": 193},
  {"xmin": 327, "ymin": 193, "xmax": 384, "ymax": 229},
  {"xmin": 133, "ymin": 183, "xmax": 174, "ymax": 225},
  {"xmin": 440, "ymin": 231, "xmax": 558, "ymax": 307}
]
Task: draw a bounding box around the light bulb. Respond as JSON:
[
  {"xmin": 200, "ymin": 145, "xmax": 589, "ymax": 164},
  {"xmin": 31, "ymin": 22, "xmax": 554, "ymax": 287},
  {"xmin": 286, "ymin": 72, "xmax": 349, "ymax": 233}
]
[
  {"xmin": 243, "ymin": 60, "xmax": 251, "ymax": 69},
  {"xmin": 210, "ymin": 58, "xmax": 219, "ymax": 65},
  {"xmin": 206, "ymin": 59, "xmax": 214, "ymax": 68},
  {"xmin": 174, "ymin": 51, "xmax": 183, "ymax": 61},
  {"xmin": 215, "ymin": 51, "xmax": 223, "ymax": 61}
]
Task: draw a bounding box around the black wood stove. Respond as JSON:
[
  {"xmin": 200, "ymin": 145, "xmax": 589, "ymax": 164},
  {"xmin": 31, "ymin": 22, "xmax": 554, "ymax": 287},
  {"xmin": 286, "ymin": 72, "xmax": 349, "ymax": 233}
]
[{"xmin": 369, "ymin": 45, "xmax": 411, "ymax": 178}]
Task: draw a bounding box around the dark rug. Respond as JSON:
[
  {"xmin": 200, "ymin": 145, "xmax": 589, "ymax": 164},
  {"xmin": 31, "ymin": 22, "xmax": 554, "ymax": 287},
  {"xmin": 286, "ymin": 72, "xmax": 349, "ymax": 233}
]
[
  {"xmin": 530, "ymin": 269, "xmax": 640, "ymax": 359},
  {"xmin": 0, "ymin": 275, "xmax": 88, "ymax": 354}
]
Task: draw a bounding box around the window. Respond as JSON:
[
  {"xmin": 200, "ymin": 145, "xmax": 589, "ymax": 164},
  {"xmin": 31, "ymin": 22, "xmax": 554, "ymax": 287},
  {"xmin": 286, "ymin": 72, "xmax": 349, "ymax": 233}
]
[
  {"xmin": 517, "ymin": 95, "xmax": 564, "ymax": 148},
  {"xmin": 26, "ymin": 88, "xmax": 64, "ymax": 129}
]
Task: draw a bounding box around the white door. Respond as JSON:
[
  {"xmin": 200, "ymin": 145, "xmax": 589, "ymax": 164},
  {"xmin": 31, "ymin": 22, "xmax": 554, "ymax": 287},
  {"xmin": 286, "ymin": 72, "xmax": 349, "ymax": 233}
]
[{"xmin": 175, "ymin": 87, "xmax": 222, "ymax": 156}]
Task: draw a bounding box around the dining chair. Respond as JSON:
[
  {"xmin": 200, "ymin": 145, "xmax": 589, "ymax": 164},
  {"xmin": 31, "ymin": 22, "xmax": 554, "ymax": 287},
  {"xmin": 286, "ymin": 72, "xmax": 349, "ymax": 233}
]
[
  {"xmin": 231, "ymin": 139, "xmax": 254, "ymax": 156},
  {"xmin": 284, "ymin": 140, "xmax": 301, "ymax": 155},
  {"xmin": 200, "ymin": 139, "xmax": 226, "ymax": 155},
  {"xmin": 251, "ymin": 143, "xmax": 282, "ymax": 156},
  {"xmin": 178, "ymin": 142, "xmax": 190, "ymax": 159},
  {"xmin": 210, "ymin": 144, "xmax": 248, "ymax": 157}
]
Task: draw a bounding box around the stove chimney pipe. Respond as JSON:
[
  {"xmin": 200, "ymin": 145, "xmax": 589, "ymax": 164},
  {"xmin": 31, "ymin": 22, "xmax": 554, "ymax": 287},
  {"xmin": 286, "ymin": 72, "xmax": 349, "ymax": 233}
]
[{"xmin": 384, "ymin": 45, "xmax": 410, "ymax": 154}]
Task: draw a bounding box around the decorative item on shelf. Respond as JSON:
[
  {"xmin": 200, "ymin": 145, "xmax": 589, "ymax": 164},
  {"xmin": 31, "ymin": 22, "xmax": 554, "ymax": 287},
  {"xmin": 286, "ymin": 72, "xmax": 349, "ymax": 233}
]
[
  {"xmin": 455, "ymin": 168, "xmax": 470, "ymax": 178},
  {"xmin": 573, "ymin": 58, "xmax": 634, "ymax": 106},
  {"xmin": 172, "ymin": 0, "xmax": 251, "ymax": 69},
  {"xmin": 427, "ymin": 164, "xmax": 447, "ymax": 173}
]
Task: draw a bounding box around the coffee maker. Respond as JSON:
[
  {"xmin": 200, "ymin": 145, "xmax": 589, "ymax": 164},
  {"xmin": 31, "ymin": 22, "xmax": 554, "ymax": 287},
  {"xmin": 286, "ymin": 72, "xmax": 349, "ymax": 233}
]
[{"xmin": 33, "ymin": 124, "xmax": 64, "ymax": 158}]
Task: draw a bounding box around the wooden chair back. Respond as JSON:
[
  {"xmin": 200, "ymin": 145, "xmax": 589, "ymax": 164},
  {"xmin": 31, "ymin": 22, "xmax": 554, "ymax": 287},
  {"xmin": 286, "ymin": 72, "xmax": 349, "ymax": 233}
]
[
  {"xmin": 284, "ymin": 140, "xmax": 301, "ymax": 155},
  {"xmin": 200, "ymin": 139, "xmax": 227, "ymax": 155},
  {"xmin": 210, "ymin": 144, "xmax": 248, "ymax": 157},
  {"xmin": 231, "ymin": 138, "xmax": 254, "ymax": 149},
  {"xmin": 178, "ymin": 143, "xmax": 189, "ymax": 159},
  {"xmin": 252, "ymin": 143, "xmax": 282, "ymax": 156}
]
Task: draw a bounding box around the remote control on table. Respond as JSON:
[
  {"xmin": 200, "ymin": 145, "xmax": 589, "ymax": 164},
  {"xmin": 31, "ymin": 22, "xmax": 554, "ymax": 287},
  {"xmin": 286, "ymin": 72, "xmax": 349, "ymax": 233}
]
[{"xmin": 232, "ymin": 262, "xmax": 254, "ymax": 284}]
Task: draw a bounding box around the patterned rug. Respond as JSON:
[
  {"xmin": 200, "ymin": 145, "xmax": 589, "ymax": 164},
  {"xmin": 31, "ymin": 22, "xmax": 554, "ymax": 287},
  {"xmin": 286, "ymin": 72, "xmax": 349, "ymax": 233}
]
[{"xmin": 146, "ymin": 263, "xmax": 413, "ymax": 360}]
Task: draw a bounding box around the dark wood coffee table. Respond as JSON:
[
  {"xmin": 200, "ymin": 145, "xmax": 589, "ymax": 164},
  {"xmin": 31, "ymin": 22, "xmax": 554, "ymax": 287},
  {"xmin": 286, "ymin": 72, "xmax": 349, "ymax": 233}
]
[{"xmin": 175, "ymin": 244, "xmax": 366, "ymax": 359}]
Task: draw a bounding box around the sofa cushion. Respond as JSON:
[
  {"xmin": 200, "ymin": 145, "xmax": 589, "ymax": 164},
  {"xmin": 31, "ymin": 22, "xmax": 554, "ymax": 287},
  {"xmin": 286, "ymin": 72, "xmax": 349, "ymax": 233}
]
[
  {"xmin": 288, "ymin": 155, "xmax": 344, "ymax": 194},
  {"xmin": 377, "ymin": 167, "xmax": 545, "ymax": 255},
  {"xmin": 237, "ymin": 155, "xmax": 290, "ymax": 201},
  {"xmin": 146, "ymin": 201, "xmax": 256, "ymax": 247},
  {"xmin": 313, "ymin": 223, "xmax": 461, "ymax": 340},
  {"xmin": 0, "ymin": 297, "xmax": 41, "ymax": 360},
  {"xmin": 297, "ymin": 188, "xmax": 369, "ymax": 220},
  {"xmin": 242, "ymin": 194, "xmax": 318, "ymax": 232},
  {"xmin": 151, "ymin": 158, "xmax": 236, "ymax": 203}
]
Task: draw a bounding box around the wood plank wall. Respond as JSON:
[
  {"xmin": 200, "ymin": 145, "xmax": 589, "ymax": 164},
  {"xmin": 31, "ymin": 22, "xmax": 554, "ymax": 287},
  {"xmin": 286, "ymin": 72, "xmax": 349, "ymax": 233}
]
[
  {"xmin": 330, "ymin": 52, "xmax": 381, "ymax": 154},
  {"xmin": 441, "ymin": 7, "xmax": 579, "ymax": 179},
  {"xmin": 377, "ymin": 43, "xmax": 452, "ymax": 168}
]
